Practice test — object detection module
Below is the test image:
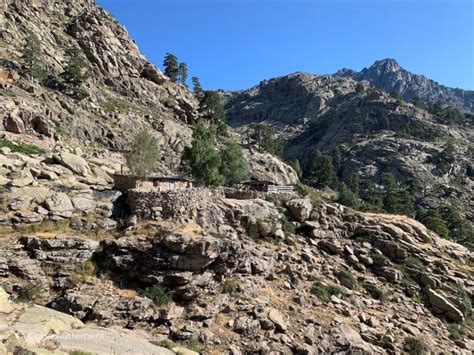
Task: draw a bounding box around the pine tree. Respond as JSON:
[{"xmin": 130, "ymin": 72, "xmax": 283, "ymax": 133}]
[
  {"xmin": 192, "ymin": 76, "xmax": 204, "ymax": 99},
  {"xmin": 220, "ymin": 139, "xmax": 248, "ymax": 186},
  {"xmin": 178, "ymin": 62, "xmax": 188, "ymax": 86},
  {"xmin": 391, "ymin": 90, "xmax": 403, "ymax": 103},
  {"xmin": 382, "ymin": 173, "xmax": 414, "ymax": 216},
  {"xmin": 22, "ymin": 35, "xmax": 46, "ymax": 81},
  {"xmin": 304, "ymin": 150, "xmax": 337, "ymax": 188},
  {"xmin": 163, "ymin": 52, "xmax": 179, "ymax": 82},
  {"xmin": 182, "ymin": 121, "xmax": 223, "ymax": 186},
  {"xmin": 337, "ymin": 182, "xmax": 360, "ymax": 209},
  {"xmin": 289, "ymin": 159, "xmax": 303, "ymax": 178},
  {"xmin": 411, "ymin": 95, "xmax": 422, "ymax": 107},
  {"xmin": 200, "ymin": 91, "xmax": 227, "ymax": 136},
  {"xmin": 61, "ymin": 46, "xmax": 89, "ymax": 99},
  {"xmin": 248, "ymin": 123, "xmax": 282, "ymax": 156},
  {"xmin": 125, "ymin": 131, "xmax": 161, "ymax": 178}
]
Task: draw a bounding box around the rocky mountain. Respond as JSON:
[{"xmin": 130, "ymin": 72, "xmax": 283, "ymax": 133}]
[
  {"xmin": 223, "ymin": 71, "xmax": 474, "ymax": 222},
  {"xmin": 335, "ymin": 58, "xmax": 474, "ymax": 112},
  {"xmin": 0, "ymin": 0, "xmax": 473, "ymax": 354}
]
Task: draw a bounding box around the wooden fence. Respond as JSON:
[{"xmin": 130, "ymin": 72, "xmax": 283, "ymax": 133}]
[{"xmin": 267, "ymin": 185, "xmax": 295, "ymax": 194}]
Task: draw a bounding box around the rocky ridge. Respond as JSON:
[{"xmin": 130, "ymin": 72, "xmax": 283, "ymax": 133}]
[
  {"xmin": 223, "ymin": 71, "xmax": 474, "ymax": 220},
  {"xmin": 336, "ymin": 58, "xmax": 474, "ymax": 112}
]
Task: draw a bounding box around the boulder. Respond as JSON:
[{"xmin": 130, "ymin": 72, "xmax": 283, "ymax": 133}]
[
  {"xmin": 286, "ymin": 199, "xmax": 312, "ymax": 222},
  {"xmin": 10, "ymin": 167, "xmax": 34, "ymax": 187},
  {"xmin": 55, "ymin": 152, "xmax": 90, "ymax": 176},
  {"xmin": 4, "ymin": 114, "xmax": 25, "ymax": 134},
  {"xmin": 268, "ymin": 308, "xmax": 287, "ymax": 332},
  {"xmin": 426, "ymin": 288, "xmax": 465, "ymax": 322},
  {"xmin": 45, "ymin": 192, "xmax": 74, "ymax": 213}
]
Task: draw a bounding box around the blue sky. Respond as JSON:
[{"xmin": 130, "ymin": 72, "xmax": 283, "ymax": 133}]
[{"xmin": 96, "ymin": 0, "xmax": 473, "ymax": 91}]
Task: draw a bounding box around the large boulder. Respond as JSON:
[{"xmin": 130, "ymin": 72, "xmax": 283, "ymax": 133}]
[
  {"xmin": 4, "ymin": 114, "xmax": 25, "ymax": 134},
  {"xmin": 55, "ymin": 152, "xmax": 90, "ymax": 176},
  {"xmin": 45, "ymin": 192, "xmax": 74, "ymax": 213},
  {"xmin": 286, "ymin": 198, "xmax": 312, "ymax": 222},
  {"xmin": 426, "ymin": 288, "xmax": 465, "ymax": 322}
]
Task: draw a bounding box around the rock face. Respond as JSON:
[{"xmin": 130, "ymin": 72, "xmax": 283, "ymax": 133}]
[
  {"xmin": 223, "ymin": 71, "xmax": 474, "ymax": 221},
  {"xmin": 336, "ymin": 58, "xmax": 474, "ymax": 112}
]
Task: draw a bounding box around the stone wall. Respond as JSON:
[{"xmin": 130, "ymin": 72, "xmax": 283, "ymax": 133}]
[{"xmin": 127, "ymin": 187, "xmax": 220, "ymax": 221}]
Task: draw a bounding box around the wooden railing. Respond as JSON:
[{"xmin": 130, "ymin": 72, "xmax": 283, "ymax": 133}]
[{"xmin": 267, "ymin": 185, "xmax": 295, "ymax": 194}]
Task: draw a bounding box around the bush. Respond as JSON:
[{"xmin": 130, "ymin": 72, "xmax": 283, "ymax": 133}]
[
  {"xmin": 17, "ymin": 281, "xmax": 43, "ymax": 302},
  {"xmin": 0, "ymin": 139, "xmax": 44, "ymax": 155},
  {"xmin": 335, "ymin": 270, "xmax": 358, "ymax": 289},
  {"xmin": 310, "ymin": 281, "xmax": 343, "ymax": 303},
  {"xmin": 363, "ymin": 283, "xmax": 388, "ymax": 302},
  {"xmin": 69, "ymin": 259, "xmax": 96, "ymax": 286},
  {"xmin": 403, "ymin": 337, "xmax": 428, "ymax": 355},
  {"xmin": 125, "ymin": 130, "xmax": 161, "ymax": 179},
  {"xmin": 69, "ymin": 351, "xmax": 94, "ymax": 355},
  {"xmin": 222, "ymin": 279, "xmax": 239, "ymax": 294},
  {"xmin": 281, "ymin": 216, "xmax": 296, "ymax": 235},
  {"xmin": 188, "ymin": 337, "xmax": 206, "ymax": 353},
  {"xmin": 145, "ymin": 285, "xmax": 171, "ymax": 306},
  {"xmin": 295, "ymin": 184, "xmax": 322, "ymax": 207},
  {"xmin": 100, "ymin": 97, "xmax": 144, "ymax": 114}
]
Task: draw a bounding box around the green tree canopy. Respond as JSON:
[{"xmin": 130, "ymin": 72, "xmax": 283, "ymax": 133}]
[
  {"xmin": 178, "ymin": 62, "xmax": 188, "ymax": 86},
  {"xmin": 22, "ymin": 34, "xmax": 46, "ymax": 81},
  {"xmin": 182, "ymin": 121, "xmax": 223, "ymax": 186},
  {"xmin": 125, "ymin": 130, "xmax": 161, "ymax": 178},
  {"xmin": 200, "ymin": 90, "xmax": 227, "ymax": 136},
  {"xmin": 61, "ymin": 46, "xmax": 89, "ymax": 99},
  {"xmin": 192, "ymin": 76, "xmax": 204, "ymax": 99},
  {"xmin": 304, "ymin": 149, "xmax": 337, "ymax": 188},
  {"xmin": 381, "ymin": 173, "xmax": 414, "ymax": 216},
  {"xmin": 248, "ymin": 123, "xmax": 282, "ymax": 156},
  {"xmin": 220, "ymin": 139, "xmax": 248, "ymax": 186},
  {"xmin": 289, "ymin": 159, "xmax": 303, "ymax": 178},
  {"xmin": 163, "ymin": 52, "xmax": 178, "ymax": 82}
]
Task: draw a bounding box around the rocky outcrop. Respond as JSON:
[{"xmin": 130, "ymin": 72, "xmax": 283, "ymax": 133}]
[
  {"xmin": 223, "ymin": 71, "xmax": 474, "ymax": 220},
  {"xmin": 336, "ymin": 58, "xmax": 474, "ymax": 112}
]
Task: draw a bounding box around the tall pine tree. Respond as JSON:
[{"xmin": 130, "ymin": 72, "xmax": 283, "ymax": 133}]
[
  {"xmin": 61, "ymin": 46, "xmax": 89, "ymax": 99},
  {"xmin": 178, "ymin": 62, "xmax": 188, "ymax": 86},
  {"xmin": 220, "ymin": 139, "xmax": 248, "ymax": 186},
  {"xmin": 163, "ymin": 52, "xmax": 178, "ymax": 82},
  {"xmin": 22, "ymin": 34, "xmax": 46, "ymax": 81}
]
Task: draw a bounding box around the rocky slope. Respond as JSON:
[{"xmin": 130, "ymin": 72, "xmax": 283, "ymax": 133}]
[
  {"xmin": 1, "ymin": 185, "xmax": 473, "ymax": 353},
  {"xmin": 0, "ymin": 1, "xmax": 473, "ymax": 354},
  {"xmin": 223, "ymin": 72, "xmax": 474, "ymax": 221},
  {"xmin": 0, "ymin": 0, "xmax": 297, "ymax": 183},
  {"xmin": 336, "ymin": 58, "xmax": 474, "ymax": 112}
]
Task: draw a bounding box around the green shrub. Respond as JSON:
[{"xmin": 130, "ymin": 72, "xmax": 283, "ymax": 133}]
[
  {"xmin": 0, "ymin": 88, "xmax": 15, "ymax": 97},
  {"xmin": 69, "ymin": 351, "xmax": 94, "ymax": 355},
  {"xmin": 100, "ymin": 97, "xmax": 145, "ymax": 114},
  {"xmin": 125, "ymin": 130, "xmax": 161, "ymax": 178},
  {"xmin": 335, "ymin": 270, "xmax": 357, "ymax": 289},
  {"xmin": 145, "ymin": 285, "xmax": 171, "ymax": 306},
  {"xmin": 0, "ymin": 139, "xmax": 44, "ymax": 155},
  {"xmin": 69, "ymin": 259, "xmax": 96, "ymax": 286},
  {"xmin": 363, "ymin": 283, "xmax": 388, "ymax": 302},
  {"xmin": 188, "ymin": 337, "xmax": 206, "ymax": 353},
  {"xmin": 295, "ymin": 184, "xmax": 322, "ymax": 206},
  {"xmin": 17, "ymin": 281, "xmax": 43, "ymax": 302},
  {"xmin": 447, "ymin": 323, "xmax": 464, "ymax": 341},
  {"xmin": 222, "ymin": 279, "xmax": 239, "ymax": 294},
  {"xmin": 281, "ymin": 216, "xmax": 296, "ymax": 235},
  {"xmin": 310, "ymin": 281, "xmax": 343, "ymax": 303},
  {"xmin": 403, "ymin": 337, "xmax": 428, "ymax": 355}
]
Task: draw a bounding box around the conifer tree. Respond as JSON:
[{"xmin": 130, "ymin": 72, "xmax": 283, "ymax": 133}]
[
  {"xmin": 61, "ymin": 46, "xmax": 89, "ymax": 99},
  {"xmin": 22, "ymin": 35, "xmax": 46, "ymax": 81},
  {"xmin": 178, "ymin": 62, "xmax": 188, "ymax": 86},
  {"xmin": 200, "ymin": 91, "xmax": 227, "ymax": 136},
  {"xmin": 163, "ymin": 52, "xmax": 179, "ymax": 82},
  {"xmin": 305, "ymin": 149, "xmax": 337, "ymax": 188},
  {"xmin": 192, "ymin": 76, "xmax": 204, "ymax": 99},
  {"xmin": 220, "ymin": 139, "xmax": 248, "ymax": 186},
  {"xmin": 182, "ymin": 121, "xmax": 223, "ymax": 186}
]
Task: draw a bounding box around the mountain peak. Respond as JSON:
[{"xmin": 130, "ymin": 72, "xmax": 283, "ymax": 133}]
[{"xmin": 370, "ymin": 58, "xmax": 401, "ymax": 72}]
